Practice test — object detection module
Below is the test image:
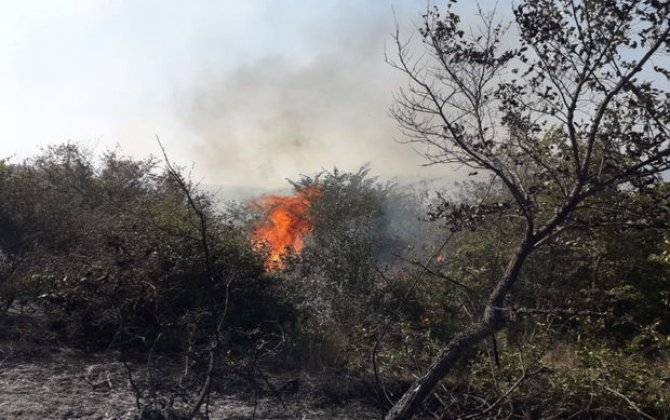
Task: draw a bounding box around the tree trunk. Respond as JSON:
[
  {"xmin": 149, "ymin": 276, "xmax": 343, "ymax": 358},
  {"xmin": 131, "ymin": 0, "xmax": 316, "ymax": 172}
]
[
  {"xmin": 385, "ymin": 243, "xmax": 532, "ymax": 420},
  {"xmin": 384, "ymin": 322, "xmax": 494, "ymax": 419}
]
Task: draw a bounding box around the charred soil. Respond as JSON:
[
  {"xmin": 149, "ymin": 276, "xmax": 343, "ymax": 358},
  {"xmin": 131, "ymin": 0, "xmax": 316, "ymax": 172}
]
[{"xmin": 0, "ymin": 304, "xmax": 380, "ymax": 420}]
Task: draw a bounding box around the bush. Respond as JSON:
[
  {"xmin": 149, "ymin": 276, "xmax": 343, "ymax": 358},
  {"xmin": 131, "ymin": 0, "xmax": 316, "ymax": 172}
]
[{"xmin": 0, "ymin": 145, "xmax": 295, "ymax": 353}]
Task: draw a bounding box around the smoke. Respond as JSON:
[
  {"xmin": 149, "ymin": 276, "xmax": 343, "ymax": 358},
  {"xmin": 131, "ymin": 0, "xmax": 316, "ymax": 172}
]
[{"xmin": 175, "ymin": 3, "xmax": 457, "ymax": 189}]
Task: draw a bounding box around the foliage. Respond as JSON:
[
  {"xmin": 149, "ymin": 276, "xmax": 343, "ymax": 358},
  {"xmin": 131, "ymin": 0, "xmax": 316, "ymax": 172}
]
[
  {"xmin": 383, "ymin": 180, "xmax": 670, "ymax": 417},
  {"xmin": 244, "ymin": 168, "xmax": 443, "ymax": 371},
  {"xmin": 2, "ymin": 1, "xmax": 670, "ymax": 413},
  {"xmin": 290, "ymin": 168, "xmax": 392, "ymax": 323},
  {"xmin": 1, "ymin": 142, "xmax": 670, "ymax": 417},
  {"xmin": 0, "ymin": 145, "xmax": 285, "ymax": 348},
  {"xmin": 383, "ymin": 0, "xmax": 670, "ymax": 416},
  {"xmin": 0, "ymin": 144, "xmax": 298, "ymax": 418}
]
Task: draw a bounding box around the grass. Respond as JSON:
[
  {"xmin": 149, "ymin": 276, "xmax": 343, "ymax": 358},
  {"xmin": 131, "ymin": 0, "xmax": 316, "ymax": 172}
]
[{"xmin": 0, "ymin": 305, "xmax": 379, "ymax": 419}]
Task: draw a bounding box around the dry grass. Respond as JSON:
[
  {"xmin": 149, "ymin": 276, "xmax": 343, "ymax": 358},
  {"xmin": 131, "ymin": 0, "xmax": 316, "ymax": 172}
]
[
  {"xmin": 0, "ymin": 306, "xmax": 379, "ymax": 419},
  {"xmin": 540, "ymin": 343, "xmax": 579, "ymax": 372},
  {"xmin": 0, "ymin": 355, "xmax": 136, "ymax": 419}
]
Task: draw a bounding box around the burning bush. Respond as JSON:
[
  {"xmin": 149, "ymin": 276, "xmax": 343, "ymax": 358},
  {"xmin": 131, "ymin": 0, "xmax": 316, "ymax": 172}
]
[
  {"xmin": 0, "ymin": 145, "xmax": 296, "ymax": 351},
  {"xmin": 250, "ymin": 187, "xmax": 320, "ymax": 270},
  {"xmin": 242, "ymin": 168, "xmax": 442, "ymax": 370}
]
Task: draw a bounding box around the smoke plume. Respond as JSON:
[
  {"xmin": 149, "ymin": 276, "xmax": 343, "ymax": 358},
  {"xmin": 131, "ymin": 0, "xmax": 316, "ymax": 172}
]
[{"xmin": 176, "ymin": 3, "xmax": 457, "ymax": 189}]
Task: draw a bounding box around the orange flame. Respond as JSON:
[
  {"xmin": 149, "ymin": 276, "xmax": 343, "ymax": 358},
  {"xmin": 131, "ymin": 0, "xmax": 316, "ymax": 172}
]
[{"xmin": 251, "ymin": 188, "xmax": 319, "ymax": 270}]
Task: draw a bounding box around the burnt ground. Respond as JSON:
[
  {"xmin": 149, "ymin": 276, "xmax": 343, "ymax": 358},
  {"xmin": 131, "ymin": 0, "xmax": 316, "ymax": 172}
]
[{"xmin": 0, "ymin": 306, "xmax": 382, "ymax": 420}]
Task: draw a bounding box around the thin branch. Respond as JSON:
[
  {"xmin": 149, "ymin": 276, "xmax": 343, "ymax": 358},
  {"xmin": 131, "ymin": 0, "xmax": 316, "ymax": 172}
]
[
  {"xmin": 398, "ymin": 256, "xmax": 474, "ymax": 293},
  {"xmin": 372, "ymin": 232, "xmax": 456, "ymax": 408},
  {"xmin": 605, "ymin": 386, "xmax": 658, "ymax": 420},
  {"xmin": 494, "ymin": 306, "xmax": 608, "ymax": 318}
]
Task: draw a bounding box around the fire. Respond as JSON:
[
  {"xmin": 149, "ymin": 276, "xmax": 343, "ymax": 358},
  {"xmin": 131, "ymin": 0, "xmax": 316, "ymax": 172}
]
[{"xmin": 251, "ymin": 187, "xmax": 319, "ymax": 270}]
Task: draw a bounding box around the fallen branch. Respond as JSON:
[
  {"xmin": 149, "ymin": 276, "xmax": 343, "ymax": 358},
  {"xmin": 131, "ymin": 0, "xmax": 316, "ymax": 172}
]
[
  {"xmin": 605, "ymin": 386, "xmax": 658, "ymax": 420},
  {"xmin": 495, "ymin": 306, "xmax": 608, "ymax": 318},
  {"xmin": 458, "ymin": 365, "xmax": 545, "ymax": 420}
]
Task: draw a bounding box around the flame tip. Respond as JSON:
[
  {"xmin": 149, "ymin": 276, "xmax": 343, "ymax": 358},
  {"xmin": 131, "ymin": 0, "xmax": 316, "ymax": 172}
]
[{"xmin": 251, "ymin": 187, "xmax": 320, "ymax": 270}]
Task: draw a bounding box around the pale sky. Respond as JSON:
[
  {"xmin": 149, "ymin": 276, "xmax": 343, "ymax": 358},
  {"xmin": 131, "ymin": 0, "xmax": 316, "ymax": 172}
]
[{"xmin": 2, "ymin": 0, "xmax": 468, "ymax": 188}]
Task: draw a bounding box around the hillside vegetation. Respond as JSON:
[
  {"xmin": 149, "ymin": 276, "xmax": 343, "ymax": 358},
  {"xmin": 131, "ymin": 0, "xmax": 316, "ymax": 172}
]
[{"xmin": 0, "ymin": 144, "xmax": 668, "ymax": 419}]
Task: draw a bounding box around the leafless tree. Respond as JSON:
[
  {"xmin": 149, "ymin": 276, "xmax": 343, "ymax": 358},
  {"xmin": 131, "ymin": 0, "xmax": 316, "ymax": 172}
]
[{"xmin": 385, "ymin": 1, "xmax": 670, "ymax": 418}]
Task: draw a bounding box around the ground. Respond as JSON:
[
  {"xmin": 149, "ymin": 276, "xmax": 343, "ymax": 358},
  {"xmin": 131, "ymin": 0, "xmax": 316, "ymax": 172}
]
[{"xmin": 0, "ymin": 306, "xmax": 380, "ymax": 420}]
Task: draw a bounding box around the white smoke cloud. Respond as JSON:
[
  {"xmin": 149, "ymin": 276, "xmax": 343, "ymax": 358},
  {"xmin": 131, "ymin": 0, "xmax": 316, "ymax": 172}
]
[{"xmin": 175, "ymin": 2, "xmax": 464, "ymax": 188}]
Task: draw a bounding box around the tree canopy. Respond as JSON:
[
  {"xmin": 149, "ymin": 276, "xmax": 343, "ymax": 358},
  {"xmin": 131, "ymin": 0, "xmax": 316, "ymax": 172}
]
[{"xmin": 385, "ymin": 0, "xmax": 670, "ymax": 417}]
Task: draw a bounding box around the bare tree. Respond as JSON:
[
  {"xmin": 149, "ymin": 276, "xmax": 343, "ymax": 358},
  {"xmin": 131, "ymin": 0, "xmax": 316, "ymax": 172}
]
[{"xmin": 385, "ymin": 1, "xmax": 670, "ymax": 418}]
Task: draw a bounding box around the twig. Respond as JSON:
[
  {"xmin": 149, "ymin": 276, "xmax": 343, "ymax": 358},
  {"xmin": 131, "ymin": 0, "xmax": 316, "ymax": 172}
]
[
  {"xmin": 495, "ymin": 306, "xmax": 608, "ymax": 318},
  {"xmin": 187, "ymin": 278, "xmax": 232, "ymax": 420},
  {"xmin": 121, "ymin": 349, "xmax": 142, "ymax": 411},
  {"xmin": 371, "ymin": 232, "xmax": 456, "ymax": 408},
  {"xmin": 155, "ymin": 137, "xmax": 230, "ymax": 420},
  {"xmin": 458, "ymin": 366, "xmax": 544, "ymax": 419},
  {"xmin": 605, "ymin": 386, "xmax": 658, "ymax": 420},
  {"xmin": 399, "ymin": 256, "xmax": 474, "ymax": 293},
  {"xmin": 255, "ymin": 366, "xmax": 288, "ymax": 411},
  {"xmin": 145, "ymin": 332, "xmax": 163, "ymax": 408}
]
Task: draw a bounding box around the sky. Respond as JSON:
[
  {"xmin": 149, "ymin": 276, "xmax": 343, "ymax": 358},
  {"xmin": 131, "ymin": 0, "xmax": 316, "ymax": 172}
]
[{"xmin": 0, "ymin": 0, "xmax": 476, "ymax": 189}]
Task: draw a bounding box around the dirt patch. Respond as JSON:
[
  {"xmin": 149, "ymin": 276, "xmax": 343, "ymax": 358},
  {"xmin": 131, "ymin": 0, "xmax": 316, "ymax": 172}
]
[
  {"xmin": 0, "ymin": 308, "xmax": 380, "ymax": 419},
  {"xmin": 0, "ymin": 356, "xmax": 380, "ymax": 419}
]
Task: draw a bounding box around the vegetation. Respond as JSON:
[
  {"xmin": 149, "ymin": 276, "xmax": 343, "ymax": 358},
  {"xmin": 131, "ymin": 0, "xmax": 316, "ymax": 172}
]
[
  {"xmin": 0, "ymin": 144, "xmax": 295, "ymax": 418},
  {"xmin": 384, "ymin": 0, "xmax": 670, "ymax": 417},
  {"xmin": 1, "ymin": 142, "xmax": 669, "ymax": 419},
  {"xmin": 1, "ymin": 1, "xmax": 669, "ymax": 419}
]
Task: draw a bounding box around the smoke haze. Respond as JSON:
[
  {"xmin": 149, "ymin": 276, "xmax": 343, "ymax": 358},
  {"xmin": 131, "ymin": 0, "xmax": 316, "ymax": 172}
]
[
  {"xmin": 1, "ymin": 1, "xmax": 469, "ymax": 190},
  {"xmin": 175, "ymin": 2, "xmax": 459, "ymax": 189}
]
